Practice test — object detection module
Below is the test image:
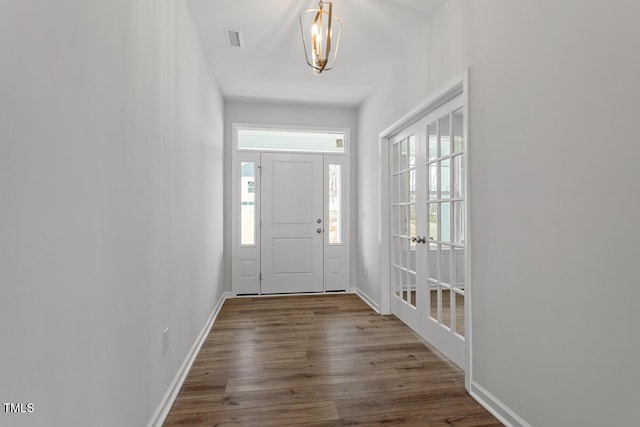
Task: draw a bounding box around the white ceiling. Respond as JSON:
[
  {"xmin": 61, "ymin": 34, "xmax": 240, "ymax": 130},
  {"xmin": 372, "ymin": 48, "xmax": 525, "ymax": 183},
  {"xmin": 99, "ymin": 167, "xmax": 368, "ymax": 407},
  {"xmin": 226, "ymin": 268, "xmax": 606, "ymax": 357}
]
[{"xmin": 187, "ymin": 0, "xmax": 445, "ymax": 107}]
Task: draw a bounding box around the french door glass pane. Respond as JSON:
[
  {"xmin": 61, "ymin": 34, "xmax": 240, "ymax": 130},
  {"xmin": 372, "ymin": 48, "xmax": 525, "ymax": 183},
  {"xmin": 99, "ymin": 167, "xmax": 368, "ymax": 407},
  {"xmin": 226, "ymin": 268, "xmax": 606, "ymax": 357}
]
[
  {"xmin": 453, "ymin": 109, "xmax": 464, "ymax": 153},
  {"xmin": 453, "ymin": 155, "xmax": 464, "ymax": 198},
  {"xmin": 440, "ymin": 114, "xmax": 450, "ymax": 156},
  {"xmin": 455, "ymin": 292, "xmax": 465, "ymax": 336},
  {"xmin": 409, "ymin": 169, "xmax": 416, "ymax": 203},
  {"xmin": 429, "ymin": 164, "xmax": 438, "ymax": 200},
  {"xmin": 428, "ymin": 244, "xmax": 438, "ymax": 280},
  {"xmin": 440, "ymin": 244, "xmax": 451, "ymax": 285},
  {"xmin": 430, "ymin": 286, "xmax": 440, "ymax": 322},
  {"xmin": 408, "ymin": 271, "xmax": 416, "ymax": 307},
  {"xmin": 428, "ymin": 203, "xmax": 438, "ymax": 240},
  {"xmin": 240, "ymin": 161, "xmax": 255, "ymax": 245},
  {"xmin": 454, "ymin": 201, "xmax": 464, "ymax": 244},
  {"xmin": 401, "ymin": 269, "xmax": 407, "ymax": 301},
  {"xmin": 428, "ymin": 123, "xmax": 438, "ymax": 161},
  {"xmin": 441, "ymin": 159, "xmax": 450, "ymax": 199},
  {"xmin": 409, "ymin": 135, "xmax": 416, "ymax": 167},
  {"xmin": 402, "ymin": 205, "xmax": 409, "ymax": 236},
  {"xmin": 399, "ymin": 239, "xmax": 407, "ymax": 270},
  {"xmin": 441, "ymin": 202, "xmax": 451, "ymax": 242},
  {"xmin": 454, "ymin": 247, "xmax": 465, "ymax": 289},
  {"xmin": 442, "ymin": 287, "xmax": 452, "ymax": 328},
  {"xmin": 409, "ymin": 204, "xmax": 417, "ymax": 242},
  {"xmin": 409, "ymin": 245, "xmax": 416, "ymax": 272},
  {"xmin": 429, "ymin": 286, "xmax": 435, "ymax": 320},
  {"xmin": 400, "ymin": 138, "xmax": 408, "ymax": 170}
]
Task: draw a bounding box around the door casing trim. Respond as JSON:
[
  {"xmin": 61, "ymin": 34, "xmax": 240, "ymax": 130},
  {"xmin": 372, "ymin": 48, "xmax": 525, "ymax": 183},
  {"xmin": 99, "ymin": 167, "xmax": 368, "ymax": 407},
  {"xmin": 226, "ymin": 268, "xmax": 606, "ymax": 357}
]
[{"xmin": 231, "ymin": 123, "xmax": 351, "ymax": 296}]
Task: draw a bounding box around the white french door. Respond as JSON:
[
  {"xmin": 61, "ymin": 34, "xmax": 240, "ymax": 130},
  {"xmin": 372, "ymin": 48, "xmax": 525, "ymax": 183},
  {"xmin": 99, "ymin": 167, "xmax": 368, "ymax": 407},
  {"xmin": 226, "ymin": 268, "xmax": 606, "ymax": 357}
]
[
  {"xmin": 390, "ymin": 94, "xmax": 467, "ymax": 368},
  {"xmin": 260, "ymin": 153, "xmax": 324, "ymax": 294},
  {"xmin": 390, "ymin": 122, "xmax": 423, "ymax": 333}
]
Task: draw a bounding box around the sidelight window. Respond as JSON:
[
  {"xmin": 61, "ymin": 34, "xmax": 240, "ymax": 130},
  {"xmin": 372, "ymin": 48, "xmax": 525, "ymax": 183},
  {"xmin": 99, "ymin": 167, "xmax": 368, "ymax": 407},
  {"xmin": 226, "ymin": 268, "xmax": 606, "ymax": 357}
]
[
  {"xmin": 328, "ymin": 164, "xmax": 342, "ymax": 244},
  {"xmin": 240, "ymin": 161, "xmax": 255, "ymax": 246}
]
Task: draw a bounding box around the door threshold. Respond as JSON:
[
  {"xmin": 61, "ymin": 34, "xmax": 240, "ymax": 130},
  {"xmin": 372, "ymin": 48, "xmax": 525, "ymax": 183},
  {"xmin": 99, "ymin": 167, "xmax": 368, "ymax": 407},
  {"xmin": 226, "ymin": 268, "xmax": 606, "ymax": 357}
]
[{"xmin": 234, "ymin": 290, "xmax": 348, "ymax": 298}]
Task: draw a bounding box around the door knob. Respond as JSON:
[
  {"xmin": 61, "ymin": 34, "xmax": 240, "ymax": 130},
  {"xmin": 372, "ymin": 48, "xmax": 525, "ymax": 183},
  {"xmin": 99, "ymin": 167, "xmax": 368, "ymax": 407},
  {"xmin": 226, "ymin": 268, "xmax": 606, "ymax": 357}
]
[{"xmin": 317, "ymin": 228, "xmax": 323, "ymax": 233}]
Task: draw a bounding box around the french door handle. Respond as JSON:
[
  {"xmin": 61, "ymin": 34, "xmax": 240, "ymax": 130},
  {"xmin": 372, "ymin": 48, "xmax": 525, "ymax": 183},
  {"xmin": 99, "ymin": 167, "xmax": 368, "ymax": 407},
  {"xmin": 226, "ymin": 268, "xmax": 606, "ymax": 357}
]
[{"xmin": 317, "ymin": 228, "xmax": 323, "ymax": 234}]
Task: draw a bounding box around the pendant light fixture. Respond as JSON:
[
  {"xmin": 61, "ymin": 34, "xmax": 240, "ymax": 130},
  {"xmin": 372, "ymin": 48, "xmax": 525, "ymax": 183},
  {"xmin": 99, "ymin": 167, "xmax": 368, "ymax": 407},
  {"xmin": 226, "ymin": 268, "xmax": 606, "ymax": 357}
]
[{"xmin": 299, "ymin": 1, "xmax": 342, "ymax": 75}]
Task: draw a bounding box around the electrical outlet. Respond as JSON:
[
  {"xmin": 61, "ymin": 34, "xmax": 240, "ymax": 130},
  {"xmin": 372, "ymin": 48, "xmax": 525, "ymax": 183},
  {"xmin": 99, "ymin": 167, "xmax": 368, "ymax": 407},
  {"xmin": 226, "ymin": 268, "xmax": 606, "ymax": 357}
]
[{"xmin": 163, "ymin": 328, "xmax": 170, "ymax": 354}]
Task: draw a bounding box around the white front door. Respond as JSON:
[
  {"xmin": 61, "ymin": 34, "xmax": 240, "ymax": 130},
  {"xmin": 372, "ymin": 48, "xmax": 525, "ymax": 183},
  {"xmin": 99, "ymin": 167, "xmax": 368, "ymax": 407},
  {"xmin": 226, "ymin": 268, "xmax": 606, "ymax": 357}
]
[{"xmin": 260, "ymin": 153, "xmax": 324, "ymax": 294}]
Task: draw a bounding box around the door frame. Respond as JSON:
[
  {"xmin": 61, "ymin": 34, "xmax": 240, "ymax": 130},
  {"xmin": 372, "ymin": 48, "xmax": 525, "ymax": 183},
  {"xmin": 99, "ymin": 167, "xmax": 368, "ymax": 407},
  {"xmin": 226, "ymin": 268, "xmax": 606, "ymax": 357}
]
[
  {"xmin": 378, "ymin": 69, "xmax": 471, "ymax": 389},
  {"xmin": 231, "ymin": 123, "xmax": 351, "ymax": 295}
]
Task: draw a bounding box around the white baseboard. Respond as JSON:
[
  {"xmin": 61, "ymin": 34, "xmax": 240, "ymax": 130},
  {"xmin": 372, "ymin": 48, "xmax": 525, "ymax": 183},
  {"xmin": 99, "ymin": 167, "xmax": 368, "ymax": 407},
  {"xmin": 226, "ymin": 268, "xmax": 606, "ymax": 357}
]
[
  {"xmin": 147, "ymin": 291, "xmax": 232, "ymax": 427},
  {"xmin": 470, "ymin": 381, "xmax": 531, "ymax": 427},
  {"xmin": 354, "ymin": 287, "xmax": 380, "ymax": 313}
]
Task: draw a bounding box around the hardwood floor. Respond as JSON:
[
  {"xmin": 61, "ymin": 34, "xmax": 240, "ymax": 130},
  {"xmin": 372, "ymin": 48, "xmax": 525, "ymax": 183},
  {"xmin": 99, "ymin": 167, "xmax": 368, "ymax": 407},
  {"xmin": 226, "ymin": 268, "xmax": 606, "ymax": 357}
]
[{"xmin": 164, "ymin": 294, "xmax": 501, "ymax": 427}]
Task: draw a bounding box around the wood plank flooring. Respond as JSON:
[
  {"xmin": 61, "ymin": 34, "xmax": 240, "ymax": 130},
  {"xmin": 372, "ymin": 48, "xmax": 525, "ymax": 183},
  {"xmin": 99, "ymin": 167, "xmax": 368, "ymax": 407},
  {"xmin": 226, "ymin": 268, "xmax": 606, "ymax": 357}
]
[{"xmin": 164, "ymin": 294, "xmax": 502, "ymax": 427}]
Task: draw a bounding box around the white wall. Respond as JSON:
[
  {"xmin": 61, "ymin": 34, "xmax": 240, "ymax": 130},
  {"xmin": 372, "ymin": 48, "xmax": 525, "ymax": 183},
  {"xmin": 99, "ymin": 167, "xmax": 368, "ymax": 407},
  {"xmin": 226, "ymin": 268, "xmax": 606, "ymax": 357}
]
[
  {"xmin": 224, "ymin": 101, "xmax": 358, "ymax": 292},
  {"xmin": 0, "ymin": 1, "xmax": 224, "ymax": 426},
  {"xmin": 357, "ymin": 0, "xmax": 640, "ymax": 425}
]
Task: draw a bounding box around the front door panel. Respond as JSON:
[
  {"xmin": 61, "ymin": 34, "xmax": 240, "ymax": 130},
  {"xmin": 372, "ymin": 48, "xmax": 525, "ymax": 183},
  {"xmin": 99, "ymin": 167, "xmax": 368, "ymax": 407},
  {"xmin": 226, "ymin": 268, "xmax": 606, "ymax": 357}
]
[{"xmin": 261, "ymin": 153, "xmax": 324, "ymax": 293}]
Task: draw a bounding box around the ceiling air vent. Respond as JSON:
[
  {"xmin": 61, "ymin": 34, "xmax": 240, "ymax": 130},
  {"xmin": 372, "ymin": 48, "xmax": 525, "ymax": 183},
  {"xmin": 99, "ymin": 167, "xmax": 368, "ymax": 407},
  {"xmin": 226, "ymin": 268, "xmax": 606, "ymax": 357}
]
[{"xmin": 225, "ymin": 29, "xmax": 244, "ymax": 49}]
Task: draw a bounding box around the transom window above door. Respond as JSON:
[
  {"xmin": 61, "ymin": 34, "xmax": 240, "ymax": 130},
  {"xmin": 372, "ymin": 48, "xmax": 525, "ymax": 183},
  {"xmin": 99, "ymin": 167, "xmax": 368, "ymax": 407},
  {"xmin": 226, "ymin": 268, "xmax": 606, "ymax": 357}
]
[{"xmin": 237, "ymin": 128, "xmax": 346, "ymax": 153}]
